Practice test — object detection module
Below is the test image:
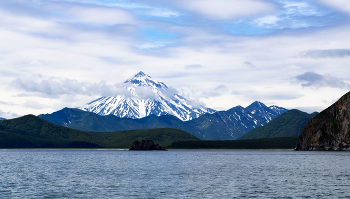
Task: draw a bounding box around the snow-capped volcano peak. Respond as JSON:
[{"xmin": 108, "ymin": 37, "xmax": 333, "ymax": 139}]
[
  {"xmin": 124, "ymin": 71, "xmax": 168, "ymax": 90},
  {"xmin": 81, "ymin": 71, "xmax": 216, "ymax": 121}
]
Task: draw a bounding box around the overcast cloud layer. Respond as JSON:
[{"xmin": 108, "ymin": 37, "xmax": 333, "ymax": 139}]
[{"xmin": 0, "ymin": 0, "xmax": 350, "ymax": 118}]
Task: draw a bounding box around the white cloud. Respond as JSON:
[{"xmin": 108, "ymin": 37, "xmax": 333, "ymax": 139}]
[
  {"xmin": 178, "ymin": 87, "xmax": 207, "ymax": 101},
  {"xmin": 144, "ymin": 8, "xmax": 182, "ymax": 17},
  {"xmin": 51, "ymin": 4, "xmax": 136, "ymax": 25},
  {"xmin": 133, "ymin": 86, "xmax": 157, "ymax": 99},
  {"xmin": 23, "ymin": 100, "xmax": 48, "ymax": 109},
  {"xmin": 242, "ymin": 90, "xmax": 305, "ymax": 101},
  {"xmin": 175, "ymin": 0, "xmax": 277, "ymax": 19},
  {"xmin": 206, "ymin": 84, "xmax": 229, "ymax": 97},
  {"xmin": 300, "ymin": 49, "xmax": 350, "ymax": 58},
  {"xmin": 255, "ymin": 15, "xmax": 279, "ymax": 26},
  {"xmin": 0, "ymin": 109, "xmax": 19, "ymax": 119},
  {"xmin": 136, "ymin": 42, "xmax": 170, "ymax": 49},
  {"xmin": 0, "ymin": 0, "xmax": 350, "ymax": 118},
  {"xmin": 0, "ymin": 101, "xmax": 9, "ymax": 105},
  {"xmin": 314, "ymin": 0, "xmax": 350, "ymax": 14},
  {"xmin": 10, "ymin": 77, "xmax": 133, "ymax": 98},
  {"xmin": 284, "ymin": 2, "xmax": 320, "ymax": 16},
  {"xmin": 243, "ymin": 61, "xmax": 256, "ymax": 69},
  {"xmin": 295, "ymin": 72, "xmax": 350, "ymax": 89},
  {"xmin": 184, "ymin": 64, "xmax": 204, "ymax": 70}
]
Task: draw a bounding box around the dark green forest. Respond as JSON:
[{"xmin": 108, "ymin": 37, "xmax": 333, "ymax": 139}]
[
  {"xmin": 238, "ymin": 110, "xmax": 318, "ymax": 140},
  {"xmin": 0, "ymin": 115, "xmax": 199, "ymax": 148}
]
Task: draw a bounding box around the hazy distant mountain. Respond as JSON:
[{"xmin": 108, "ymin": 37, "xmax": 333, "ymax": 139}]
[
  {"xmin": 0, "ymin": 117, "xmax": 6, "ymax": 120},
  {"xmin": 40, "ymin": 101, "xmax": 288, "ymax": 140},
  {"xmin": 238, "ymin": 109, "xmax": 318, "ymax": 140},
  {"xmin": 81, "ymin": 71, "xmax": 216, "ymax": 121}
]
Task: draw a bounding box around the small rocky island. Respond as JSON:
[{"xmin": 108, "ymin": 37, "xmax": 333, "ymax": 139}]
[
  {"xmin": 129, "ymin": 140, "xmax": 167, "ymax": 151},
  {"xmin": 295, "ymin": 91, "xmax": 350, "ymax": 151}
]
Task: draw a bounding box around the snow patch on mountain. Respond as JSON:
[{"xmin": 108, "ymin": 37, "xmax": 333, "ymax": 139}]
[
  {"xmin": 81, "ymin": 71, "xmax": 216, "ymax": 121},
  {"xmin": 189, "ymin": 101, "xmax": 289, "ymax": 139}
]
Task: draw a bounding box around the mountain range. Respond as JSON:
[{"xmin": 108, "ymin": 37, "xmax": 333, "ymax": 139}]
[
  {"xmin": 0, "ymin": 113, "xmax": 299, "ymax": 149},
  {"xmin": 81, "ymin": 71, "xmax": 215, "ymax": 121},
  {"xmin": 39, "ymin": 101, "xmax": 288, "ymax": 140},
  {"xmin": 0, "ymin": 70, "xmax": 330, "ymax": 148}
]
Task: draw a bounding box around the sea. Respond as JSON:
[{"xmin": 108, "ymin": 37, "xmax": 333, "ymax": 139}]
[{"xmin": 0, "ymin": 149, "xmax": 349, "ymax": 198}]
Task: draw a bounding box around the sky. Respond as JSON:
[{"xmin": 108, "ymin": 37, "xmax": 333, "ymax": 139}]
[{"xmin": 1, "ymin": 0, "xmax": 350, "ymax": 119}]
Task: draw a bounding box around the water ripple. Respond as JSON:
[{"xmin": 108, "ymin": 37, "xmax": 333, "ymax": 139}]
[{"xmin": 0, "ymin": 149, "xmax": 350, "ymax": 198}]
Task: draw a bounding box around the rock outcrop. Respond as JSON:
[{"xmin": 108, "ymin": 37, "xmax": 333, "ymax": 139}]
[
  {"xmin": 129, "ymin": 140, "xmax": 167, "ymax": 151},
  {"xmin": 295, "ymin": 91, "xmax": 350, "ymax": 151}
]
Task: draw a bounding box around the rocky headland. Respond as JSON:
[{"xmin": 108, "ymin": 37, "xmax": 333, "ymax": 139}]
[
  {"xmin": 129, "ymin": 140, "xmax": 167, "ymax": 151},
  {"xmin": 295, "ymin": 91, "xmax": 350, "ymax": 151}
]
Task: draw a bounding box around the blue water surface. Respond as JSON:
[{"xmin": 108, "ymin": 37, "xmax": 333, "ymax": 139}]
[{"xmin": 0, "ymin": 149, "xmax": 349, "ymax": 198}]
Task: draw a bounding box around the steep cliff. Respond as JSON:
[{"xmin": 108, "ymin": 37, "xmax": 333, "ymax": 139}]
[{"xmin": 295, "ymin": 91, "xmax": 350, "ymax": 151}]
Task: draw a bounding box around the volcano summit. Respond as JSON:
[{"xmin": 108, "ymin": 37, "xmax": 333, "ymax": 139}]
[{"xmin": 81, "ymin": 71, "xmax": 215, "ymax": 121}]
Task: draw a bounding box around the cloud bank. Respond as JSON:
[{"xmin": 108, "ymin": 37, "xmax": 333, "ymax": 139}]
[
  {"xmin": 295, "ymin": 72, "xmax": 350, "ymax": 89},
  {"xmin": 10, "ymin": 77, "xmax": 133, "ymax": 98},
  {"xmin": 1, "ymin": 0, "xmax": 350, "ymax": 117},
  {"xmin": 314, "ymin": 0, "xmax": 350, "ymax": 14},
  {"xmin": 184, "ymin": 64, "xmax": 204, "ymax": 70},
  {"xmin": 243, "ymin": 61, "xmax": 256, "ymax": 68},
  {"xmin": 300, "ymin": 49, "xmax": 350, "ymax": 58},
  {"xmin": 175, "ymin": 0, "xmax": 277, "ymax": 19}
]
